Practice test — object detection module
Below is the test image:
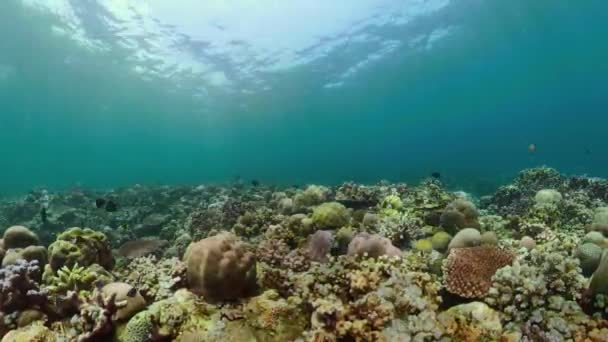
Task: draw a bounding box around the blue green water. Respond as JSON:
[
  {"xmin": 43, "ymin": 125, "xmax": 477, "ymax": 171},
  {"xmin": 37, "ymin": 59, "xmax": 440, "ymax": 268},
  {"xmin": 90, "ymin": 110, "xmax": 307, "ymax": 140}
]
[{"xmin": 0, "ymin": 0, "xmax": 607, "ymax": 196}]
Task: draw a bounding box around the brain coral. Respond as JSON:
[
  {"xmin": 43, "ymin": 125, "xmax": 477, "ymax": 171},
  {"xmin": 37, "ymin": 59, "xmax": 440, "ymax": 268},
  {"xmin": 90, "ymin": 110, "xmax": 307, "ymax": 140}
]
[
  {"xmin": 2, "ymin": 226, "xmax": 40, "ymax": 249},
  {"xmin": 184, "ymin": 232, "xmax": 257, "ymax": 302},
  {"xmin": 444, "ymin": 246, "xmax": 515, "ymax": 298}
]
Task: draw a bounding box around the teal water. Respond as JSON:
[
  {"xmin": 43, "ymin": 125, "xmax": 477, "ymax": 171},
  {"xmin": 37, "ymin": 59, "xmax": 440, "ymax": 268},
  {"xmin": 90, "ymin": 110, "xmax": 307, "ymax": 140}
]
[{"xmin": 0, "ymin": 0, "xmax": 607, "ymax": 196}]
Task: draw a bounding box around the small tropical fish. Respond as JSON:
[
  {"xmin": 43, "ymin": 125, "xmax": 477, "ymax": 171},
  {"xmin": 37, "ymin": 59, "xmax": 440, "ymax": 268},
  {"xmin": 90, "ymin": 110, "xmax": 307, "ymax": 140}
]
[
  {"xmin": 251, "ymin": 179, "xmax": 260, "ymax": 187},
  {"xmin": 40, "ymin": 207, "xmax": 47, "ymax": 223},
  {"xmin": 96, "ymin": 198, "xmax": 118, "ymax": 212},
  {"xmin": 431, "ymin": 172, "xmax": 441, "ymax": 179},
  {"xmin": 104, "ymin": 200, "xmax": 118, "ymax": 212},
  {"xmin": 95, "ymin": 198, "xmax": 106, "ymax": 209},
  {"xmin": 528, "ymin": 143, "xmax": 537, "ymax": 154},
  {"xmin": 336, "ymin": 199, "xmax": 377, "ymax": 210}
]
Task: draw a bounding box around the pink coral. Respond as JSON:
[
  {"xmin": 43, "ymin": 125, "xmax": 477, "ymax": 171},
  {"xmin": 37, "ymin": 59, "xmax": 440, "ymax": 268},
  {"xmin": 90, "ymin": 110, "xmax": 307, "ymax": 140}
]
[
  {"xmin": 347, "ymin": 233, "xmax": 401, "ymax": 258},
  {"xmin": 304, "ymin": 230, "xmax": 333, "ymax": 263}
]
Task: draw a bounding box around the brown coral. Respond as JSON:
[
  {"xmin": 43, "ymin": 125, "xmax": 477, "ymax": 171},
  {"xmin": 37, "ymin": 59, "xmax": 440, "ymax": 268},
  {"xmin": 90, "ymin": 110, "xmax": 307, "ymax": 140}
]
[
  {"xmin": 2, "ymin": 226, "xmax": 39, "ymax": 249},
  {"xmin": 444, "ymin": 246, "xmax": 515, "ymax": 298},
  {"xmin": 184, "ymin": 232, "xmax": 257, "ymax": 302},
  {"xmin": 347, "ymin": 233, "xmax": 401, "ymax": 258},
  {"xmin": 440, "ymin": 199, "xmax": 480, "ymax": 233}
]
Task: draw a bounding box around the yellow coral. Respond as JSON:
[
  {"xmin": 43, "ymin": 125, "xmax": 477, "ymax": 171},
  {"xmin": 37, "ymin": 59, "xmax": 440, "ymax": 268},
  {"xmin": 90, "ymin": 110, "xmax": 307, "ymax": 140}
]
[{"xmin": 414, "ymin": 239, "xmax": 433, "ymax": 252}]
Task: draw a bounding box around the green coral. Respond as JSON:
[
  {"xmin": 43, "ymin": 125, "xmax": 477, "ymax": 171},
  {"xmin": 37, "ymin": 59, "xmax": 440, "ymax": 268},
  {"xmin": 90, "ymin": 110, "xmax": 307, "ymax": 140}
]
[
  {"xmin": 413, "ymin": 239, "xmax": 433, "ymax": 252},
  {"xmin": 311, "ymin": 202, "xmax": 350, "ymax": 229},
  {"xmin": 43, "ymin": 263, "xmax": 113, "ymax": 296},
  {"xmin": 379, "ymin": 195, "xmax": 403, "ymax": 217},
  {"xmin": 117, "ymin": 289, "xmax": 217, "ymax": 342},
  {"xmin": 243, "ymin": 290, "xmax": 307, "ymax": 341},
  {"xmin": 118, "ymin": 310, "xmax": 155, "ymax": 342},
  {"xmin": 431, "ymin": 232, "xmax": 451, "ymax": 253},
  {"xmin": 48, "ymin": 227, "xmax": 113, "ymax": 272},
  {"xmin": 293, "ymin": 185, "xmax": 328, "ymax": 208},
  {"xmin": 576, "ymin": 243, "xmax": 603, "ymax": 277}
]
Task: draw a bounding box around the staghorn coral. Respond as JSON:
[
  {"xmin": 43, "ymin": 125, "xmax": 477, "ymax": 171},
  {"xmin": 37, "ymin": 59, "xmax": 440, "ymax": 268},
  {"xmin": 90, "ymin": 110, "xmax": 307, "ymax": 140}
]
[
  {"xmin": 43, "ymin": 263, "xmax": 114, "ymax": 296},
  {"xmin": 119, "ymin": 255, "xmax": 187, "ymax": 302},
  {"xmin": 184, "ymin": 232, "xmax": 257, "ymax": 302},
  {"xmin": 48, "ymin": 227, "xmax": 114, "ymax": 272},
  {"xmin": 443, "ymin": 246, "xmax": 515, "ymax": 298}
]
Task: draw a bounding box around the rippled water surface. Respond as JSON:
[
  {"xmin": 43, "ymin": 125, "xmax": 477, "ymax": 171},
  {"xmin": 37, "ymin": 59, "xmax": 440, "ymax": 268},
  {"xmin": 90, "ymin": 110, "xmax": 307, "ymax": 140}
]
[{"xmin": 0, "ymin": 0, "xmax": 607, "ymax": 195}]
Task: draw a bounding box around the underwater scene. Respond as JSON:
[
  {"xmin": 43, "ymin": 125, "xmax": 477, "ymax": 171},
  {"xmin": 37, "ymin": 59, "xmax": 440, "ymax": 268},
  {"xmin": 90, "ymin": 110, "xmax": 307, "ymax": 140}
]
[{"xmin": 1, "ymin": 0, "xmax": 608, "ymax": 341}]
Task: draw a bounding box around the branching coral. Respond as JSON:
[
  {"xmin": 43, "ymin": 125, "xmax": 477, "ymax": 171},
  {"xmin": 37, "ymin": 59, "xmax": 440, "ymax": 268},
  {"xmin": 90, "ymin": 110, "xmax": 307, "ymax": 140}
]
[
  {"xmin": 294, "ymin": 255, "xmax": 442, "ymax": 341},
  {"xmin": 0, "ymin": 260, "xmax": 47, "ymax": 314},
  {"xmin": 43, "ymin": 263, "xmax": 114, "ymax": 296},
  {"xmin": 485, "ymin": 240, "xmax": 585, "ymax": 323},
  {"xmin": 118, "ymin": 255, "xmax": 187, "ymax": 302}
]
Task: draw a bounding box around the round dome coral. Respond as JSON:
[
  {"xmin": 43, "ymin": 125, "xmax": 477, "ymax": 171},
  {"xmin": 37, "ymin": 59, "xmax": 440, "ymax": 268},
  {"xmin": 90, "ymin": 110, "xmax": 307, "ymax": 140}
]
[{"xmin": 184, "ymin": 232, "xmax": 257, "ymax": 302}]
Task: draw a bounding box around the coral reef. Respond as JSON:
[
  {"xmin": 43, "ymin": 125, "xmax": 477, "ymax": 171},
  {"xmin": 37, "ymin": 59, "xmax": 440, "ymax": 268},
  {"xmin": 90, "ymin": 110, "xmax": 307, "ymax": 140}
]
[{"xmin": 1, "ymin": 167, "xmax": 608, "ymax": 340}]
